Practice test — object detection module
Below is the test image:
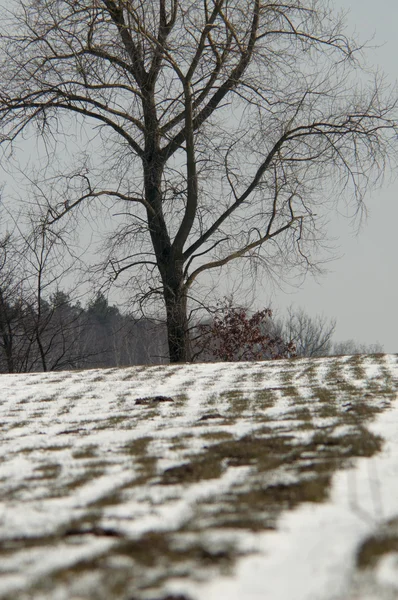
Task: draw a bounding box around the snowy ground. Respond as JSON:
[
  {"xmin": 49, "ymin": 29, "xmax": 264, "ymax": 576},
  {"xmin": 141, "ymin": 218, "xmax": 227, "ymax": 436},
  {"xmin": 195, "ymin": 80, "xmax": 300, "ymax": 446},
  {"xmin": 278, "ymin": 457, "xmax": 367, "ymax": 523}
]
[{"xmin": 0, "ymin": 354, "xmax": 398, "ymax": 600}]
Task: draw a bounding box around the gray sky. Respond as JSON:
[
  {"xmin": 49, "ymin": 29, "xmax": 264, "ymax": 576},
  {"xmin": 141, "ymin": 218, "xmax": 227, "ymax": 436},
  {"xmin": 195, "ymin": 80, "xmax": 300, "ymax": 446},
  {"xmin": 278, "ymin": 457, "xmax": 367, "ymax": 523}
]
[{"xmin": 266, "ymin": 0, "xmax": 398, "ymax": 352}]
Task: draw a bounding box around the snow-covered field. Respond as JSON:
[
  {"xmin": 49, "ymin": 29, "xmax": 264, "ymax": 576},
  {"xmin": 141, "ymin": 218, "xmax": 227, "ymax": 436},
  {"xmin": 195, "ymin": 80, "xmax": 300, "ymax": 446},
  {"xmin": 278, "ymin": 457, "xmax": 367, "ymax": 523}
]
[{"xmin": 1, "ymin": 354, "xmax": 398, "ymax": 600}]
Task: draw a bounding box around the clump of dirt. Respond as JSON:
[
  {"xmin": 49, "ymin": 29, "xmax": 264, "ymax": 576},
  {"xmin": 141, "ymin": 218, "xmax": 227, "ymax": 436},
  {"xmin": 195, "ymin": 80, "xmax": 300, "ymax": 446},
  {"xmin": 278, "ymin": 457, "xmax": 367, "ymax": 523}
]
[
  {"xmin": 63, "ymin": 525, "xmax": 121, "ymax": 538},
  {"xmin": 130, "ymin": 594, "xmax": 192, "ymax": 600},
  {"xmin": 198, "ymin": 412, "xmax": 223, "ymax": 421},
  {"xmin": 135, "ymin": 396, "xmax": 174, "ymax": 405}
]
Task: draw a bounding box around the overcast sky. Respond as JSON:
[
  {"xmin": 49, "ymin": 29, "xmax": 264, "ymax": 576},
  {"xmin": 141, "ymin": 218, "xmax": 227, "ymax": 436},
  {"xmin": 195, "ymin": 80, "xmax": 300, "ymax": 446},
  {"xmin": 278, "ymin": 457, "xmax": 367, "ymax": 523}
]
[{"xmin": 265, "ymin": 0, "xmax": 398, "ymax": 352}]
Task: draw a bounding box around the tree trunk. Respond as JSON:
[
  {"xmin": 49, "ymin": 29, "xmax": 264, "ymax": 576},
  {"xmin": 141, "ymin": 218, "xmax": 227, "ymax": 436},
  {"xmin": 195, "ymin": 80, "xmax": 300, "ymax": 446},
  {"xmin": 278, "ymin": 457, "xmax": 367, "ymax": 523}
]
[
  {"xmin": 143, "ymin": 155, "xmax": 191, "ymax": 363},
  {"xmin": 164, "ymin": 281, "xmax": 191, "ymax": 363},
  {"xmin": 0, "ymin": 293, "xmax": 15, "ymax": 373}
]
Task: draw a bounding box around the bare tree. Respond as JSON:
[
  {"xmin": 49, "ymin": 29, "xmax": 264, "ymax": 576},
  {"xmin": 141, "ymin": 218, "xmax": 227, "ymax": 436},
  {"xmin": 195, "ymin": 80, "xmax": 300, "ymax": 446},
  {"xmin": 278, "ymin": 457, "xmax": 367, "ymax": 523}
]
[
  {"xmin": 0, "ymin": 1, "xmax": 397, "ymax": 362},
  {"xmin": 277, "ymin": 306, "xmax": 336, "ymax": 357},
  {"xmin": 11, "ymin": 215, "xmax": 80, "ymax": 371},
  {"xmin": 0, "ymin": 203, "xmax": 92, "ymax": 372},
  {"xmin": 0, "ymin": 233, "xmax": 21, "ymax": 372},
  {"xmin": 0, "ymin": 229, "xmax": 42, "ymax": 372},
  {"xmin": 332, "ymin": 339, "xmax": 383, "ymax": 356}
]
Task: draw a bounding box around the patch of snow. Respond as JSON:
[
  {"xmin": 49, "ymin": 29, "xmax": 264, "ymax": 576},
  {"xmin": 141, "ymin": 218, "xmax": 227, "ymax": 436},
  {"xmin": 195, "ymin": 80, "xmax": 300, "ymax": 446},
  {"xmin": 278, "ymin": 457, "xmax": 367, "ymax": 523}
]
[
  {"xmin": 177, "ymin": 393, "xmax": 398, "ymax": 600},
  {"xmin": 0, "ymin": 355, "xmax": 397, "ymax": 599}
]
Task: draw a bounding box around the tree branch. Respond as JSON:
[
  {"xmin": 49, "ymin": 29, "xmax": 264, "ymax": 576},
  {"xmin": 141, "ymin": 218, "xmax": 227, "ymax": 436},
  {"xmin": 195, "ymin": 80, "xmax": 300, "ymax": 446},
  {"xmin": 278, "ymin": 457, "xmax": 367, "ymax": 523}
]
[{"xmin": 185, "ymin": 215, "xmax": 302, "ymax": 287}]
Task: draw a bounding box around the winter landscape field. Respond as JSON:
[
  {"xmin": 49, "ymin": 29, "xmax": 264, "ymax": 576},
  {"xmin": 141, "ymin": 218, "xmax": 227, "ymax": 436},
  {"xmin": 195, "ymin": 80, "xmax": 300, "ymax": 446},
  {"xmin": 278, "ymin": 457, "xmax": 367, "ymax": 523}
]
[{"xmin": 1, "ymin": 354, "xmax": 398, "ymax": 600}]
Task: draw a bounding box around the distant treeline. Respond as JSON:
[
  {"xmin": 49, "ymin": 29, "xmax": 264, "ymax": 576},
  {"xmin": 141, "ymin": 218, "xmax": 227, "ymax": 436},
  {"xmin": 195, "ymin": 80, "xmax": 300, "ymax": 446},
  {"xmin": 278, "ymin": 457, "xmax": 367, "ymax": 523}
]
[{"xmin": 0, "ymin": 291, "xmax": 168, "ymax": 373}]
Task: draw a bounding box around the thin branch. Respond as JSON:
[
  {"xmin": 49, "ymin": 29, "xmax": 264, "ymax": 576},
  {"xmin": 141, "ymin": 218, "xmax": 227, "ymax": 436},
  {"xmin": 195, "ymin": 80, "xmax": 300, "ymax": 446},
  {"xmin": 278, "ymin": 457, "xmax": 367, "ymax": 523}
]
[{"xmin": 185, "ymin": 216, "xmax": 302, "ymax": 287}]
